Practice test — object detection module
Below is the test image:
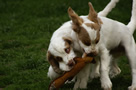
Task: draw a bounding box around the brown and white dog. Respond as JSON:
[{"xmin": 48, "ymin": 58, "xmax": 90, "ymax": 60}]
[
  {"xmin": 47, "ymin": 0, "xmax": 120, "ymax": 89},
  {"xmin": 68, "ymin": 0, "xmax": 136, "ymax": 90},
  {"xmin": 47, "ymin": 24, "xmax": 76, "ymax": 80}
]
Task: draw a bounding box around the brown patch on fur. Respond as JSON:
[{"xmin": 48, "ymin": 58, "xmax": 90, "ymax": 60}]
[
  {"xmin": 55, "ymin": 56, "xmax": 63, "ymax": 62},
  {"xmin": 68, "ymin": 7, "xmax": 83, "ymax": 33},
  {"xmin": 78, "ymin": 27, "xmax": 91, "ymax": 46},
  {"xmin": 98, "ymin": 17, "xmax": 103, "ymax": 24},
  {"xmin": 95, "ymin": 30, "xmax": 100, "ymax": 44},
  {"xmin": 63, "ymin": 37, "xmax": 72, "ymax": 53},
  {"xmin": 85, "ymin": 23, "xmax": 101, "ymax": 30},
  {"xmin": 47, "ymin": 51, "xmax": 63, "ymax": 74},
  {"xmin": 88, "ymin": 2, "xmax": 98, "ymax": 23},
  {"xmin": 85, "ymin": 23, "xmax": 100, "ymax": 44},
  {"xmin": 67, "ymin": 4, "xmax": 102, "ymax": 46},
  {"xmin": 87, "ymin": 2, "xmax": 102, "ymax": 30},
  {"xmin": 72, "ymin": 24, "xmax": 80, "ymax": 33},
  {"xmin": 63, "ymin": 37, "xmax": 72, "ymax": 45},
  {"xmin": 68, "ymin": 7, "xmax": 83, "ymax": 25},
  {"xmin": 65, "ymin": 41, "xmax": 70, "ymax": 49},
  {"xmin": 86, "ymin": 2, "xmax": 102, "ymax": 44},
  {"xmin": 67, "ymin": 7, "xmax": 92, "ymax": 46}
]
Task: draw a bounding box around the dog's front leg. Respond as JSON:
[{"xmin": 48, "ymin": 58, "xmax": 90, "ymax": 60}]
[
  {"xmin": 74, "ymin": 63, "xmax": 91, "ymax": 90},
  {"xmin": 90, "ymin": 59, "xmax": 100, "ymax": 80},
  {"xmin": 100, "ymin": 47, "xmax": 112, "ymax": 90}
]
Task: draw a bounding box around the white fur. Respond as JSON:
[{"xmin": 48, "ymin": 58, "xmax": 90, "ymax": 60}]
[
  {"xmin": 81, "ymin": 16, "xmax": 136, "ymax": 90},
  {"xmin": 127, "ymin": 0, "xmax": 136, "ymax": 34},
  {"xmin": 73, "ymin": 64, "xmax": 91, "ymax": 89},
  {"xmin": 47, "ymin": 0, "xmax": 120, "ymax": 89},
  {"xmin": 75, "ymin": 0, "xmax": 136, "ymax": 89},
  {"xmin": 48, "ymin": 66, "xmax": 60, "ymax": 80},
  {"xmin": 72, "ymin": 0, "xmax": 121, "ymax": 88},
  {"xmin": 47, "ymin": 21, "xmax": 76, "ymax": 80},
  {"xmin": 47, "ymin": 17, "xmax": 94, "ymax": 89},
  {"xmin": 90, "ymin": 58, "xmax": 100, "ymax": 79}
]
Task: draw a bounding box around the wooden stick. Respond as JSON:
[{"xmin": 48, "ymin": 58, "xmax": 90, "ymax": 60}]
[{"xmin": 48, "ymin": 57, "xmax": 94, "ymax": 90}]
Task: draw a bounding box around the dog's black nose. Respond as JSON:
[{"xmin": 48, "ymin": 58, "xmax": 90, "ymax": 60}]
[{"xmin": 67, "ymin": 60, "xmax": 75, "ymax": 67}]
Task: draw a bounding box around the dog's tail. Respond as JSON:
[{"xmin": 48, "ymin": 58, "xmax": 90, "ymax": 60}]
[
  {"xmin": 98, "ymin": 0, "xmax": 119, "ymax": 17},
  {"xmin": 127, "ymin": 0, "xmax": 136, "ymax": 34}
]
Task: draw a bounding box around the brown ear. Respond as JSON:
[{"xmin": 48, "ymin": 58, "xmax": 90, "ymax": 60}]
[
  {"xmin": 68, "ymin": 7, "xmax": 83, "ymax": 33},
  {"xmin": 88, "ymin": 2, "xmax": 98, "ymax": 23},
  {"xmin": 47, "ymin": 51, "xmax": 63, "ymax": 74},
  {"xmin": 88, "ymin": 2, "xmax": 102, "ymax": 30}
]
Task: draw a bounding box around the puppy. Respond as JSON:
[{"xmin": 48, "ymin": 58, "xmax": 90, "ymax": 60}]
[
  {"xmin": 47, "ymin": 22, "xmax": 76, "ymax": 80},
  {"xmin": 47, "ymin": 0, "xmax": 120, "ymax": 88},
  {"xmin": 68, "ymin": 0, "xmax": 136, "ymax": 90}
]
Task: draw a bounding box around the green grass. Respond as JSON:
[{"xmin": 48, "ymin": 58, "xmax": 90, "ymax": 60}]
[{"xmin": 0, "ymin": 0, "xmax": 134, "ymax": 89}]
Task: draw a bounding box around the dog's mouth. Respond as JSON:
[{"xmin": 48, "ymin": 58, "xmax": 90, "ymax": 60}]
[
  {"xmin": 82, "ymin": 52, "xmax": 96, "ymax": 64},
  {"xmin": 83, "ymin": 52, "xmax": 97, "ymax": 57},
  {"xmin": 82, "ymin": 49, "xmax": 98, "ymax": 57},
  {"xmin": 86, "ymin": 53, "xmax": 97, "ymax": 57}
]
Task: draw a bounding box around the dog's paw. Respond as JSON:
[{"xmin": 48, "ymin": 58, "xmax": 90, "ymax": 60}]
[
  {"xmin": 128, "ymin": 86, "xmax": 136, "ymax": 90},
  {"xmin": 109, "ymin": 66, "xmax": 121, "ymax": 78},
  {"xmin": 101, "ymin": 78, "xmax": 112, "ymax": 90},
  {"xmin": 102, "ymin": 83, "xmax": 112, "ymax": 90},
  {"xmin": 65, "ymin": 77, "xmax": 75, "ymax": 84},
  {"xmin": 79, "ymin": 80, "xmax": 87, "ymax": 89},
  {"xmin": 90, "ymin": 71, "xmax": 100, "ymax": 79},
  {"xmin": 73, "ymin": 78, "xmax": 88, "ymax": 90},
  {"xmin": 65, "ymin": 80, "xmax": 74, "ymax": 84},
  {"xmin": 73, "ymin": 80, "xmax": 80, "ymax": 90}
]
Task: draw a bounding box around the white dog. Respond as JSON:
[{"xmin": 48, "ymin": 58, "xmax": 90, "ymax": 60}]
[
  {"xmin": 47, "ymin": 0, "xmax": 120, "ymax": 89},
  {"xmin": 68, "ymin": 0, "xmax": 136, "ymax": 90},
  {"xmin": 47, "ymin": 23, "xmax": 76, "ymax": 80}
]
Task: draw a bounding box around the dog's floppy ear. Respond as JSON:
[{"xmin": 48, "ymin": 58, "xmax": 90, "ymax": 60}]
[
  {"xmin": 88, "ymin": 2, "xmax": 98, "ymax": 23},
  {"xmin": 88, "ymin": 2, "xmax": 102, "ymax": 30},
  {"xmin": 88, "ymin": 2, "xmax": 99, "ymax": 23},
  {"xmin": 68, "ymin": 7, "xmax": 83, "ymax": 33},
  {"xmin": 47, "ymin": 51, "xmax": 63, "ymax": 74}
]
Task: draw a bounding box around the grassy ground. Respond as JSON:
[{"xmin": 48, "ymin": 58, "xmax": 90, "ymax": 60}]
[{"xmin": 0, "ymin": 0, "xmax": 135, "ymax": 90}]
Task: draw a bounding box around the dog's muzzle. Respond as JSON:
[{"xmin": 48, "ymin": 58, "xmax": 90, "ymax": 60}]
[
  {"xmin": 67, "ymin": 59, "xmax": 75, "ymax": 67},
  {"xmin": 86, "ymin": 52, "xmax": 97, "ymax": 57}
]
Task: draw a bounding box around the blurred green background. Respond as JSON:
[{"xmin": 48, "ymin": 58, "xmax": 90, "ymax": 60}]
[{"xmin": 0, "ymin": 0, "xmax": 135, "ymax": 89}]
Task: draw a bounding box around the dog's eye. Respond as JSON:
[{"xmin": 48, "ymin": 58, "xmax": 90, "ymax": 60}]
[
  {"xmin": 84, "ymin": 41, "xmax": 91, "ymax": 46},
  {"xmin": 95, "ymin": 39, "xmax": 99, "ymax": 44},
  {"xmin": 65, "ymin": 48, "xmax": 70, "ymax": 54}
]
